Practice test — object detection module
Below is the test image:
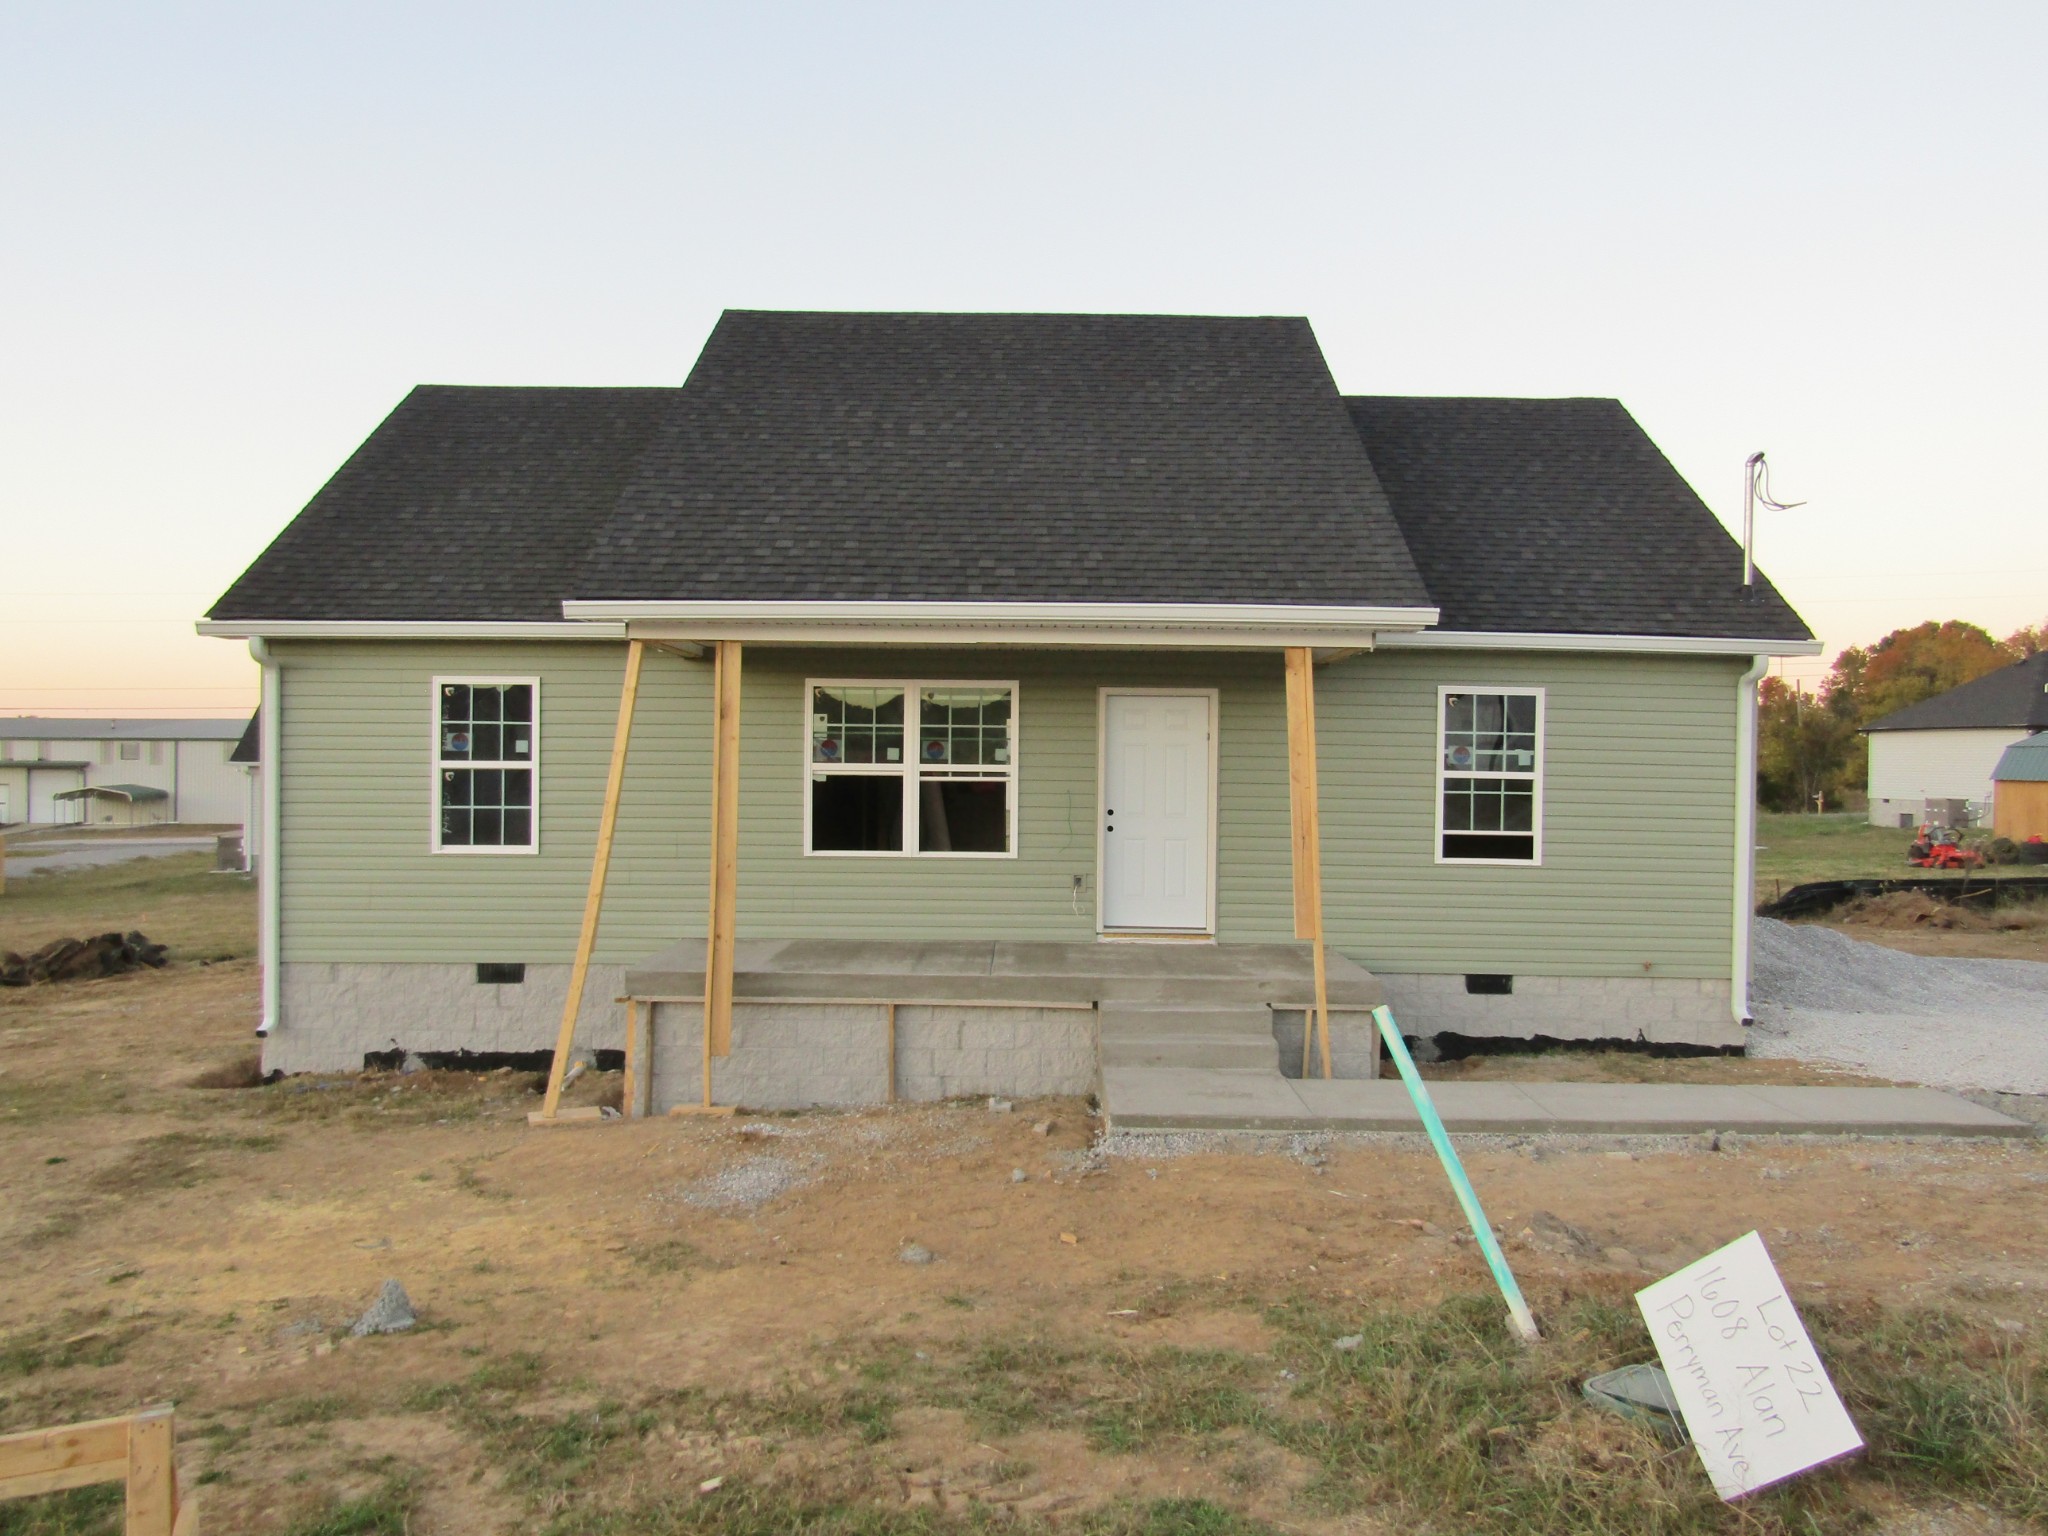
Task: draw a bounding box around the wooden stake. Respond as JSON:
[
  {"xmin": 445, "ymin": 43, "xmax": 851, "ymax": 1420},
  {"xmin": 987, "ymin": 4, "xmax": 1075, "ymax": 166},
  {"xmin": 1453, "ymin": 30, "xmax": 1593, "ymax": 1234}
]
[
  {"xmin": 1284, "ymin": 648, "xmax": 1332, "ymax": 1078},
  {"xmin": 125, "ymin": 1407, "xmax": 175, "ymax": 1536},
  {"xmin": 703, "ymin": 641, "xmax": 742, "ymax": 1059},
  {"xmin": 539, "ymin": 639, "xmax": 645, "ymax": 1121}
]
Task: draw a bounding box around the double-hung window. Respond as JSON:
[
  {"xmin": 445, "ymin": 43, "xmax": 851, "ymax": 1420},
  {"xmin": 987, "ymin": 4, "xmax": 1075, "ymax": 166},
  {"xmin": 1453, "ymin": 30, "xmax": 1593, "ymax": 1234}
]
[
  {"xmin": 1437, "ymin": 687, "xmax": 1542, "ymax": 864},
  {"xmin": 434, "ymin": 678, "xmax": 538, "ymax": 853},
  {"xmin": 806, "ymin": 680, "xmax": 1017, "ymax": 856}
]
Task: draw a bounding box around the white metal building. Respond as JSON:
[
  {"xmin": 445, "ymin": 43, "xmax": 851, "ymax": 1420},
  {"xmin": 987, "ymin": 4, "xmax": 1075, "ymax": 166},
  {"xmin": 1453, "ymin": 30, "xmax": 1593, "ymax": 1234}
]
[
  {"xmin": 1864, "ymin": 653, "xmax": 2048, "ymax": 827},
  {"xmin": 0, "ymin": 718, "xmax": 251, "ymax": 826}
]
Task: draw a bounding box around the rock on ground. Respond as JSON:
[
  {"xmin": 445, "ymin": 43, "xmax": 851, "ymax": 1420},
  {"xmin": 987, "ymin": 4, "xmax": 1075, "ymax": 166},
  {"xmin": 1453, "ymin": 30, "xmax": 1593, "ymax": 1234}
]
[{"xmin": 351, "ymin": 1279, "xmax": 417, "ymax": 1336}]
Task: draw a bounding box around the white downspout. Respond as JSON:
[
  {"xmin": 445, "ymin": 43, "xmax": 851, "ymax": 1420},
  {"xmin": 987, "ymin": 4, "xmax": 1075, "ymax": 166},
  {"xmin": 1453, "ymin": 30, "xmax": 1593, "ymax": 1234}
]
[
  {"xmin": 250, "ymin": 639, "xmax": 281, "ymax": 1038},
  {"xmin": 1731, "ymin": 655, "xmax": 1769, "ymax": 1028}
]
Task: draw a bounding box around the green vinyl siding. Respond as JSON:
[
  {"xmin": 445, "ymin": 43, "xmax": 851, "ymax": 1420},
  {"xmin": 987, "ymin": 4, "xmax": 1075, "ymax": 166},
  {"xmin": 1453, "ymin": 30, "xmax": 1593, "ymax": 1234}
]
[
  {"xmin": 272, "ymin": 641, "xmax": 1741, "ymax": 979},
  {"xmin": 1314, "ymin": 650, "xmax": 1741, "ymax": 978},
  {"xmin": 274, "ymin": 641, "xmax": 712, "ymax": 964}
]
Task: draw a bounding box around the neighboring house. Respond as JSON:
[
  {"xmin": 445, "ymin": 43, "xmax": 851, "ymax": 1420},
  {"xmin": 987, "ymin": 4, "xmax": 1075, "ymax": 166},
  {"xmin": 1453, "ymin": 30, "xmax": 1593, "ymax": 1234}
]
[
  {"xmin": 0, "ymin": 719, "xmax": 249, "ymax": 827},
  {"xmin": 1992, "ymin": 732, "xmax": 2048, "ymax": 842},
  {"xmin": 1862, "ymin": 653, "xmax": 2048, "ymax": 828},
  {"xmin": 199, "ymin": 310, "xmax": 1817, "ymax": 1100}
]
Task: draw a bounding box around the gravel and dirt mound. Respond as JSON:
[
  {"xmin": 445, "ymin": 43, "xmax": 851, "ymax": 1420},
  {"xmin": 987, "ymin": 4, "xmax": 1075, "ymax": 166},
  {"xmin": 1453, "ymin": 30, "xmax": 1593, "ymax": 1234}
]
[
  {"xmin": 1837, "ymin": 889, "xmax": 2047, "ymax": 935},
  {"xmin": 1750, "ymin": 918, "xmax": 2048, "ymax": 1093}
]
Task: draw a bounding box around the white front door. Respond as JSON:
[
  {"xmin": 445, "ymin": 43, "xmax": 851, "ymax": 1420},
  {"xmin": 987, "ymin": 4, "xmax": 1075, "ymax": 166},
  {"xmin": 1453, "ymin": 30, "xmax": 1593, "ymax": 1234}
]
[{"xmin": 1100, "ymin": 692, "xmax": 1214, "ymax": 931}]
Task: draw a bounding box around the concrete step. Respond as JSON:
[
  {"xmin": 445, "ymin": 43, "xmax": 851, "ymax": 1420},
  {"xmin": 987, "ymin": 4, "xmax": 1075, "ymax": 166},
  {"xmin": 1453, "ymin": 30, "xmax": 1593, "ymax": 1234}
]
[
  {"xmin": 1100, "ymin": 1035, "xmax": 1278, "ymax": 1069},
  {"xmin": 1098, "ymin": 1005, "xmax": 1277, "ymax": 1070}
]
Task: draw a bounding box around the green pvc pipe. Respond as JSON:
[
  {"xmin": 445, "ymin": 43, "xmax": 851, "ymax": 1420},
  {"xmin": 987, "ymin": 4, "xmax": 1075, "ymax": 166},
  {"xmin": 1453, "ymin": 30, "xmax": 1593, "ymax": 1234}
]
[{"xmin": 1372, "ymin": 1003, "xmax": 1540, "ymax": 1342}]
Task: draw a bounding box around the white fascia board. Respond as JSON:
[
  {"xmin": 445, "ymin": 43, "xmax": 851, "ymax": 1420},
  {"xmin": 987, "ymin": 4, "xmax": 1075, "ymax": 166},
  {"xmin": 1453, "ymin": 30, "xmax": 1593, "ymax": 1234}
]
[
  {"xmin": 196, "ymin": 620, "xmax": 628, "ymax": 640},
  {"xmin": 1372, "ymin": 630, "xmax": 1823, "ymax": 658},
  {"xmin": 621, "ymin": 624, "xmax": 1387, "ymax": 649},
  {"xmin": 561, "ymin": 599, "xmax": 1439, "ymax": 648}
]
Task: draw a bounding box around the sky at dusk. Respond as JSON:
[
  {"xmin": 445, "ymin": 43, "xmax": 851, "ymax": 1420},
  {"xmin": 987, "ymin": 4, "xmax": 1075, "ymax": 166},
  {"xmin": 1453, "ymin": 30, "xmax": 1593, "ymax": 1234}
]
[{"xmin": 3, "ymin": 2, "xmax": 2042, "ymax": 716}]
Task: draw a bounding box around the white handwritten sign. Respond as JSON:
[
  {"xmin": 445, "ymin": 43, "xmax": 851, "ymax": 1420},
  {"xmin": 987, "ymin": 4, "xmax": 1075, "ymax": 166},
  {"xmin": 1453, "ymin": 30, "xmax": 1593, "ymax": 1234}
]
[{"xmin": 1635, "ymin": 1231, "xmax": 1862, "ymax": 1500}]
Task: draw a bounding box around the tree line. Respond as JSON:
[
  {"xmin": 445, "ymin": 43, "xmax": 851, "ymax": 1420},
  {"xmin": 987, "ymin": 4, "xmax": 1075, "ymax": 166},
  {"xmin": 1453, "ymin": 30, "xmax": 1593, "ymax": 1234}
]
[{"xmin": 1756, "ymin": 617, "xmax": 2046, "ymax": 813}]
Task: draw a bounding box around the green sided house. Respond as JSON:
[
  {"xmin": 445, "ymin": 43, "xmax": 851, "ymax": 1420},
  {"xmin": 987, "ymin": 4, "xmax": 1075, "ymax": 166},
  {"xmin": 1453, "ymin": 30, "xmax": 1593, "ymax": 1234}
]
[{"xmin": 199, "ymin": 311, "xmax": 1817, "ymax": 1112}]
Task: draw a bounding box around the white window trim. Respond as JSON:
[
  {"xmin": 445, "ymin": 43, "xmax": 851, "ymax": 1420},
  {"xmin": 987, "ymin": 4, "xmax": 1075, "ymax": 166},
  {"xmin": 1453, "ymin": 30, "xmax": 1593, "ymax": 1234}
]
[
  {"xmin": 430, "ymin": 675, "xmax": 541, "ymax": 856},
  {"xmin": 801, "ymin": 677, "xmax": 1021, "ymax": 859},
  {"xmin": 1434, "ymin": 684, "xmax": 1545, "ymax": 867}
]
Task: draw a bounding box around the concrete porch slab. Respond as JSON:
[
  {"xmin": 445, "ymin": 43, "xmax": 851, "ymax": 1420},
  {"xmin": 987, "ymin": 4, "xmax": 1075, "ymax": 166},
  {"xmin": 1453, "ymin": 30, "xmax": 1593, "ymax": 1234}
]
[
  {"xmin": 1103, "ymin": 1069, "xmax": 2032, "ymax": 1138},
  {"xmin": 625, "ymin": 937, "xmax": 1381, "ymax": 1010}
]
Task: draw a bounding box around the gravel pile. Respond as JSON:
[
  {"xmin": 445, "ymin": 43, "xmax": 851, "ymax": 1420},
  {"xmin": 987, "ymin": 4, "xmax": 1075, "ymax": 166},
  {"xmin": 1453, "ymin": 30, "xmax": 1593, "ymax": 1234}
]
[
  {"xmin": 667, "ymin": 1153, "xmax": 815, "ymax": 1211},
  {"xmin": 1750, "ymin": 919, "xmax": 2048, "ymax": 1094}
]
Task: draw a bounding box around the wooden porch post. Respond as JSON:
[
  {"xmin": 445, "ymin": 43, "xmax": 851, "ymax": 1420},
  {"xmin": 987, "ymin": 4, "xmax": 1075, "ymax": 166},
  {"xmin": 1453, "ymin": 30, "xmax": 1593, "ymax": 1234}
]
[
  {"xmin": 703, "ymin": 640, "xmax": 742, "ymax": 1062},
  {"xmin": 537, "ymin": 638, "xmax": 645, "ymax": 1122},
  {"xmin": 1284, "ymin": 647, "xmax": 1333, "ymax": 1079}
]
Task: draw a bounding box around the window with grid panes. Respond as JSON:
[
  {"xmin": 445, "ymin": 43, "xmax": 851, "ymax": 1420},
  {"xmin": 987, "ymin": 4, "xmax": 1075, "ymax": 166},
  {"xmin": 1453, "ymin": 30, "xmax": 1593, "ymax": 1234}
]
[
  {"xmin": 807, "ymin": 681, "xmax": 1015, "ymax": 855},
  {"xmin": 1438, "ymin": 688, "xmax": 1541, "ymax": 862},
  {"xmin": 435, "ymin": 680, "xmax": 537, "ymax": 851}
]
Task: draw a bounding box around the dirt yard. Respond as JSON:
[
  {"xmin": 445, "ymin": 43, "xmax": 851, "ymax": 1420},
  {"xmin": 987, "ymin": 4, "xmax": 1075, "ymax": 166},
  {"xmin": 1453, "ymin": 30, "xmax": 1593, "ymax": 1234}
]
[{"xmin": 5, "ymin": 864, "xmax": 2048, "ymax": 1534}]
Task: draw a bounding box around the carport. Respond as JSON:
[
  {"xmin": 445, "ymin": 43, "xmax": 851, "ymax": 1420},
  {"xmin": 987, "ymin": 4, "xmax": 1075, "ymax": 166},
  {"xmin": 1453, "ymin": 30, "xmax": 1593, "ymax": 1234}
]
[{"xmin": 52, "ymin": 784, "xmax": 170, "ymax": 828}]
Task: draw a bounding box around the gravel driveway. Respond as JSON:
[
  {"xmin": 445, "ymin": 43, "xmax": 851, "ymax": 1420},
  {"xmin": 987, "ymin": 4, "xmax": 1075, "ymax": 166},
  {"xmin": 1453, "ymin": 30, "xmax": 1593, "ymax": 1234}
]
[{"xmin": 1750, "ymin": 918, "xmax": 2048, "ymax": 1094}]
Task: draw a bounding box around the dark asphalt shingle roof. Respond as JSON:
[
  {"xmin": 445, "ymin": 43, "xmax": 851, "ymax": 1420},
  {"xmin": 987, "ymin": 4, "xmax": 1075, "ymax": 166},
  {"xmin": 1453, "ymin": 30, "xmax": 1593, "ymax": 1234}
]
[
  {"xmin": 209, "ymin": 386, "xmax": 675, "ymax": 622},
  {"xmin": 1342, "ymin": 396, "xmax": 1810, "ymax": 639},
  {"xmin": 208, "ymin": 310, "xmax": 1813, "ymax": 639},
  {"xmin": 1865, "ymin": 653, "xmax": 2048, "ymax": 733},
  {"xmin": 229, "ymin": 711, "xmax": 261, "ymax": 764},
  {"xmin": 573, "ymin": 311, "xmax": 1430, "ymax": 606}
]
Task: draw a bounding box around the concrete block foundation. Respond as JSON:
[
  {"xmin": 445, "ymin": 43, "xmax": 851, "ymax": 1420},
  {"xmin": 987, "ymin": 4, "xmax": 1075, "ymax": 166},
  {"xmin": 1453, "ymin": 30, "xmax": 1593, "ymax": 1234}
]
[
  {"xmin": 1374, "ymin": 973, "xmax": 1742, "ymax": 1050},
  {"xmin": 648, "ymin": 1001, "xmax": 1098, "ymax": 1110},
  {"xmin": 267, "ymin": 962, "xmax": 625, "ymax": 1074}
]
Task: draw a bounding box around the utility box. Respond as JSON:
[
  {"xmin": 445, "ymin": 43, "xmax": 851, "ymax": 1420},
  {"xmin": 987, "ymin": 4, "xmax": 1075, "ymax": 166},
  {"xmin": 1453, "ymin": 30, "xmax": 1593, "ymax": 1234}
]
[
  {"xmin": 1923, "ymin": 798, "xmax": 1973, "ymax": 828},
  {"xmin": 215, "ymin": 832, "xmax": 245, "ymax": 873}
]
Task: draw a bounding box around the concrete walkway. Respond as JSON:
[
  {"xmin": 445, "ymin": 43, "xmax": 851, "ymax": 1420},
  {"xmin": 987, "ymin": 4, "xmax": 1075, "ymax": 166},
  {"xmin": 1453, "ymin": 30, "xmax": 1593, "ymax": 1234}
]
[{"xmin": 1102, "ymin": 1066, "xmax": 2033, "ymax": 1138}]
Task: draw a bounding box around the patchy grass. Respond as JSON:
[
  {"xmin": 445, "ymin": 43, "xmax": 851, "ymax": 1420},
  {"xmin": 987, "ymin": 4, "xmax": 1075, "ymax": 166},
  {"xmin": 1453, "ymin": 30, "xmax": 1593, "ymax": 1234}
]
[
  {"xmin": 0, "ymin": 1313, "xmax": 141, "ymax": 1378},
  {"xmin": 0, "ymin": 852, "xmax": 254, "ymax": 961},
  {"xmin": 626, "ymin": 1237, "xmax": 705, "ymax": 1274},
  {"xmin": 87, "ymin": 1131, "xmax": 281, "ymax": 1196},
  {"xmin": 528, "ymin": 1489, "xmax": 1283, "ymax": 1535},
  {"xmin": 1752, "ymin": 810, "xmax": 1931, "ymax": 902},
  {"xmin": 0, "ymin": 1483, "xmax": 123, "ymax": 1535},
  {"xmin": 269, "ymin": 1395, "xmax": 358, "ymax": 1428},
  {"xmin": 271, "ymin": 1474, "xmax": 419, "ymax": 1536}
]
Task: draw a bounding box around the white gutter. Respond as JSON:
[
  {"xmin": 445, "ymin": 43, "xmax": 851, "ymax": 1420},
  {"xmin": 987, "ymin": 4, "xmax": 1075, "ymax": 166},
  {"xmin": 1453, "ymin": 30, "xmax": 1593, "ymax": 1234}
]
[
  {"xmin": 561, "ymin": 599, "xmax": 1439, "ymax": 630},
  {"xmin": 250, "ymin": 639, "xmax": 281, "ymax": 1039},
  {"xmin": 1374, "ymin": 630, "xmax": 1823, "ymax": 658},
  {"xmin": 1731, "ymin": 654, "xmax": 1769, "ymax": 1029},
  {"xmin": 197, "ymin": 620, "xmax": 627, "ymax": 640},
  {"xmin": 561, "ymin": 601, "xmax": 1437, "ymax": 650}
]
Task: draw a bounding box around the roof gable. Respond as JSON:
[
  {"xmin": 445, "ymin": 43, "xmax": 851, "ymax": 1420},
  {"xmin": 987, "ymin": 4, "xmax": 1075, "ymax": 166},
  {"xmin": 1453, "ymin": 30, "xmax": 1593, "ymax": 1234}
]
[{"xmin": 572, "ymin": 311, "xmax": 1434, "ymax": 607}]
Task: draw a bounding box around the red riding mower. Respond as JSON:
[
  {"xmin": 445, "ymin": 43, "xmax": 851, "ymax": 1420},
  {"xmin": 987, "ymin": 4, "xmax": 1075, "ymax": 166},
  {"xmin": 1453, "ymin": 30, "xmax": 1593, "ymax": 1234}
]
[{"xmin": 1906, "ymin": 824, "xmax": 1986, "ymax": 870}]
